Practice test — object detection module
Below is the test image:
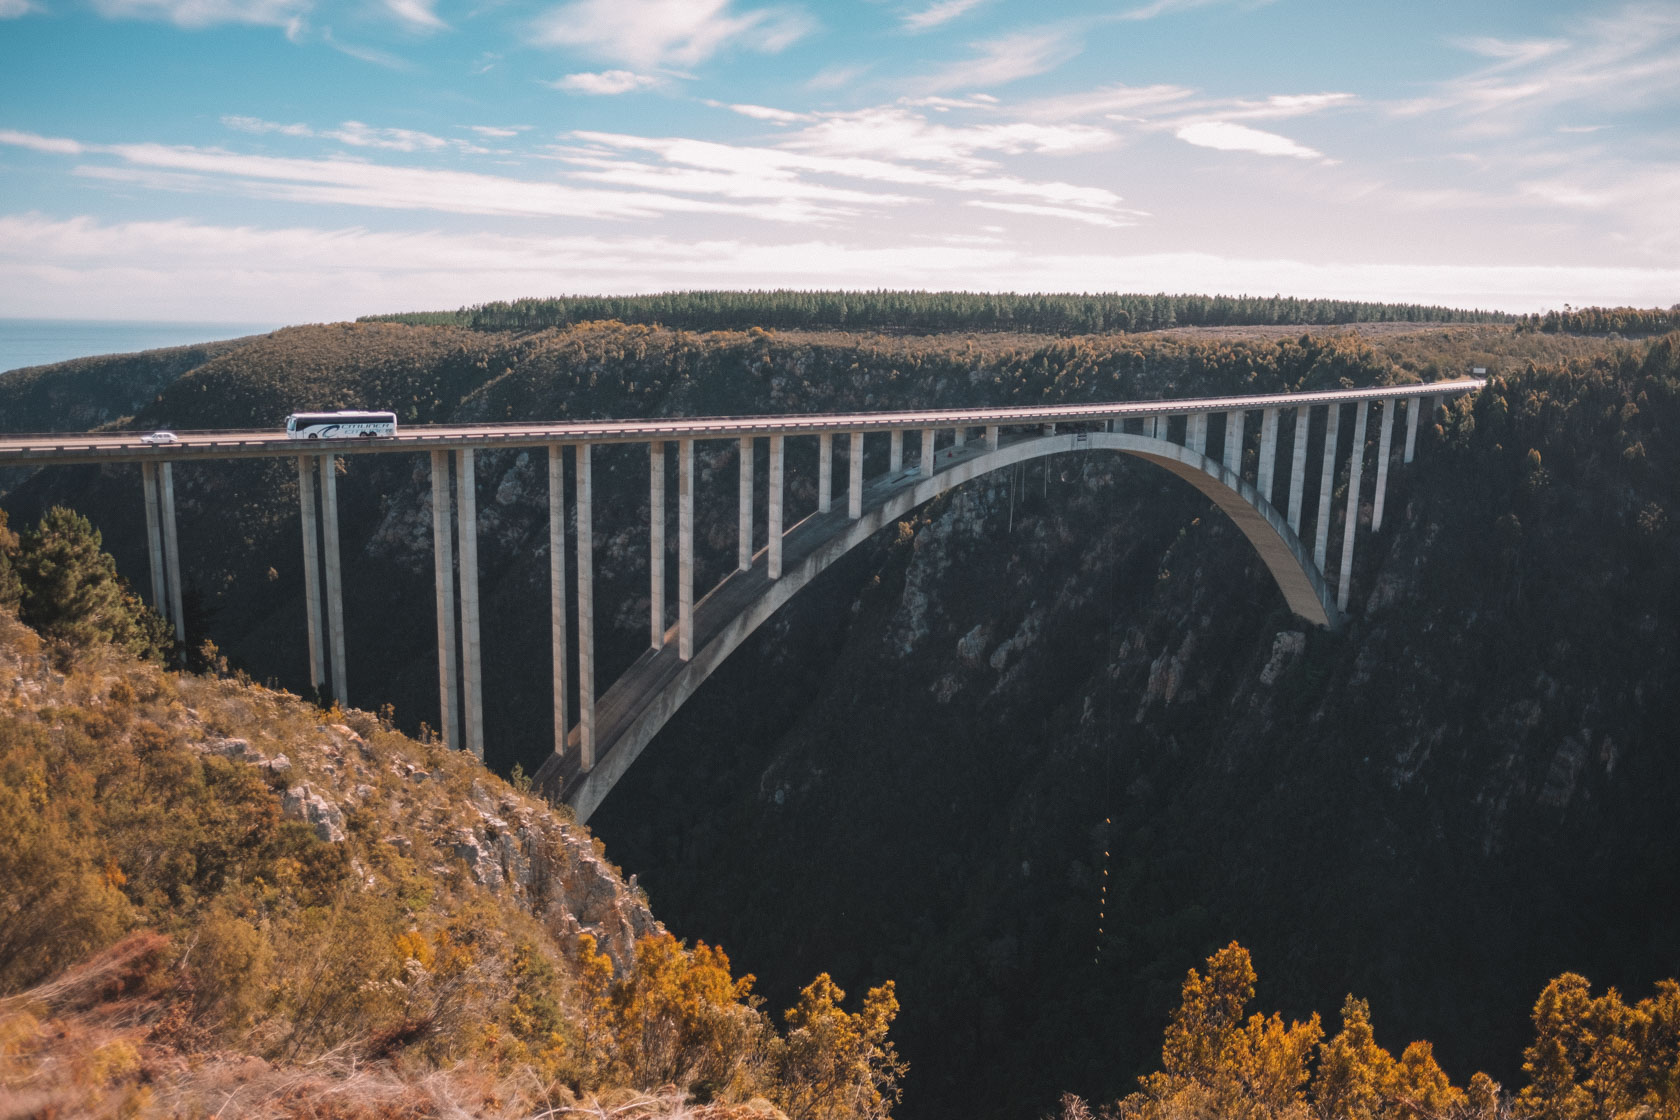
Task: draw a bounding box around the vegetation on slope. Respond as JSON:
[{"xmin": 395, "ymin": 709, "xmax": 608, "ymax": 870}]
[
  {"xmin": 1059, "ymin": 942, "xmax": 1680, "ymax": 1120},
  {"xmin": 0, "ymin": 539, "xmax": 903, "ymax": 1118}
]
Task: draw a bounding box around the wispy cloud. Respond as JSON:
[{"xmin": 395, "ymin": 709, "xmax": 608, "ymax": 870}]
[
  {"xmin": 902, "ymin": 0, "xmax": 983, "ymax": 32},
  {"xmin": 0, "ymin": 129, "xmax": 85, "ymax": 155},
  {"xmin": 222, "ymin": 116, "xmax": 473, "ymax": 153},
  {"xmin": 1175, "ymin": 121, "xmax": 1324, "ymax": 160},
  {"xmin": 0, "ymin": 0, "xmax": 37, "ymax": 18},
  {"xmin": 223, "ymin": 115, "xmax": 314, "ymax": 137},
  {"xmin": 782, "ymin": 105, "xmax": 1113, "ymax": 168},
  {"xmin": 548, "ymin": 70, "xmax": 664, "ymax": 95},
  {"xmin": 382, "ymin": 0, "xmax": 445, "ymax": 31},
  {"xmin": 532, "ymin": 0, "xmax": 812, "ymax": 69},
  {"xmin": 89, "ymin": 0, "xmax": 308, "ymax": 31},
  {"xmin": 915, "ymin": 30, "xmax": 1079, "ymax": 93},
  {"xmin": 468, "ymin": 125, "xmax": 530, "ymax": 138}
]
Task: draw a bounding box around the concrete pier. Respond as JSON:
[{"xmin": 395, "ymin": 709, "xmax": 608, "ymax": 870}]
[
  {"xmin": 296, "ymin": 457, "xmax": 325, "ymax": 690},
  {"xmin": 953, "ymin": 426, "xmax": 966, "ymax": 449},
  {"xmin": 1314, "ymin": 404, "xmax": 1341, "ymax": 569},
  {"xmin": 678, "ymin": 438, "xmax": 694, "ymax": 661},
  {"xmin": 1287, "ymin": 405, "xmax": 1310, "ymax": 534},
  {"xmin": 318, "ymin": 454, "xmax": 347, "ymax": 705},
  {"xmin": 1337, "ymin": 402, "xmax": 1370, "ymax": 612},
  {"xmin": 1257, "ymin": 408, "xmax": 1279, "ymax": 503},
  {"xmin": 649, "ymin": 442, "xmax": 664, "ymax": 649},
  {"xmin": 141, "ymin": 463, "xmax": 166, "ymax": 612},
  {"xmin": 768, "ymin": 435, "xmax": 784, "ymax": 579},
  {"xmin": 1223, "ymin": 409, "xmax": 1244, "ymax": 470},
  {"xmin": 818, "ymin": 433, "xmax": 832, "ymax": 514},
  {"xmin": 1188, "ymin": 413, "xmax": 1207, "ymax": 457},
  {"xmin": 159, "ymin": 462, "xmax": 185, "ymax": 654},
  {"xmin": 849, "ymin": 431, "xmax": 864, "ymax": 520},
  {"xmin": 1404, "ymin": 395, "xmax": 1422, "ymax": 464},
  {"xmin": 986, "ymin": 424, "xmax": 999, "ymax": 451},
  {"xmin": 576, "ymin": 443, "xmax": 594, "ymax": 770},
  {"xmin": 550, "ymin": 445, "xmax": 570, "ymax": 756},
  {"xmin": 429, "ymin": 451, "xmax": 458, "ymax": 751},
  {"xmin": 455, "ymin": 449, "xmax": 484, "ymax": 760},
  {"xmin": 921, "ymin": 428, "xmax": 934, "ymax": 472},
  {"xmin": 1372, "ymin": 400, "xmax": 1397, "ymax": 532},
  {"xmin": 737, "ymin": 436, "xmax": 753, "ymax": 571},
  {"xmin": 889, "ymin": 430, "xmax": 903, "ymax": 474}
]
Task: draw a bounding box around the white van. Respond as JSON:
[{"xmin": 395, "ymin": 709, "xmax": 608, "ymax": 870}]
[{"xmin": 285, "ymin": 411, "xmax": 398, "ymax": 439}]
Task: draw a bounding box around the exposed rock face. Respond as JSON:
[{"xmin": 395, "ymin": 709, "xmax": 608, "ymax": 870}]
[{"xmin": 283, "ymin": 783, "xmax": 346, "ymax": 843}]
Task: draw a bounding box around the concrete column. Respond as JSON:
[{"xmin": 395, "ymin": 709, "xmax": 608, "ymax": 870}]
[
  {"xmin": 159, "ymin": 462, "xmax": 186, "ymax": 654},
  {"xmin": 1223, "ymin": 409, "xmax": 1244, "ymax": 471},
  {"xmin": 1287, "ymin": 405, "xmax": 1310, "ymax": 534},
  {"xmin": 954, "ymin": 426, "xmax": 966, "ymax": 449},
  {"xmin": 549, "ymin": 445, "xmax": 569, "ymax": 757},
  {"xmin": 318, "ymin": 454, "xmax": 347, "ymax": 706},
  {"xmin": 575, "ymin": 444, "xmax": 595, "ymax": 770},
  {"xmin": 649, "ymin": 442, "xmax": 664, "ymax": 649},
  {"xmin": 889, "ymin": 430, "xmax": 903, "ymax": 474},
  {"xmin": 1314, "ymin": 404, "xmax": 1341, "ymax": 569},
  {"xmin": 768, "ymin": 435, "xmax": 784, "ymax": 579},
  {"xmin": 678, "ymin": 439, "xmax": 695, "ymax": 661},
  {"xmin": 1337, "ymin": 401, "xmax": 1370, "ymax": 612},
  {"xmin": 848, "ymin": 431, "xmax": 864, "ymax": 520},
  {"xmin": 455, "ymin": 449, "xmax": 484, "ymax": 760},
  {"xmin": 1372, "ymin": 400, "xmax": 1397, "ymax": 532},
  {"xmin": 737, "ymin": 436, "xmax": 753, "ymax": 572},
  {"xmin": 921, "ymin": 428, "xmax": 934, "ymax": 472},
  {"xmin": 1149, "ymin": 415, "xmax": 1161, "ymax": 440},
  {"xmin": 1404, "ymin": 395, "xmax": 1422, "ymax": 463},
  {"xmin": 140, "ymin": 462, "xmax": 166, "ymax": 612},
  {"xmin": 296, "ymin": 457, "xmax": 325, "ymax": 690},
  {"xmin": 818, "ymin": 433, "xmax": 832, "ymax": 514},
  {"xmin": 1256, "ymin": 408, "xmax": 1279, "ymax": 502},
  {"xmin": 1188, "ymin": 413, "xmax": 1207, "ymax": 456},
  {"xmin": 429, "ymin": 451, "xmax": 458, "ymax": 751},
  {"xmin": 986, "ymin": 424, "xmax": 1000, "ymax": 451}
]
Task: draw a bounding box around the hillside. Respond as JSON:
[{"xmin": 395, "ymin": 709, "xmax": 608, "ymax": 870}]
[{"xmin": 2, "ymin": 315, "xmax": 1675, "ymax": 1119}]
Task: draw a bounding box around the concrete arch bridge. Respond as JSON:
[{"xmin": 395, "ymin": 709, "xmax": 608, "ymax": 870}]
[{"xmin": 0, "ymin": 378, "xmax": 1480, "ymax": 822}]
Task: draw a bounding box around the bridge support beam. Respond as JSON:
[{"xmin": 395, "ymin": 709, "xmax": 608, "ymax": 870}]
[
  {"xmin": 649, "ymin": 442, "xmax": 664, "ymax": 649},
  {"xmin": 769, "ymin": 435, "xmax": 784, "ymax": 579},
  {"xmin": 1314, "ymin": 404, "xmax": 1341, "ymax": 569},
  {"xmin": 679, "ymin": 439, "xmax": 694, "ymax": 661},
  {"xmin": 1223, "ymin": 409, "xmax": 1244, "ymax": 471},
  {"xmin": 737, "ymin": 437, "xmax": 753, "ymax": 572},
  {"xmin": 158, "ymin": 462, "xmax": 185, "ymax": 659},
  {"xmin": 1337, "ymin": 402, "xmax": 1370, "ymax": 612},
  {"xmin": 920, "ymin": 428, "xmax": 934, "ymax": 473},
  {"xmin": 986, "ymin": 424, "xmax": 999, "ymax": 451},
  {"xmin": 1404, "ymin": 395, "xmax": 1422, "ymax": 463},
  {"xmin": 1287, "ymin": 405, "xmax": 1309, "ymax": 533},
  {"xmin": 953, "ymin": 426, "xmax": 966, "ymax": 449},
  {"xmin": 576, "ymin": 444, "xmax": 594, "ymax": 770},
  {"xmin": 1372, "ymin": 400, "xmax": 1397, "ymax": 532},
  {"xmin": 456, "ymin": 449, "xmax": 484, "ymax": 759},
  {"xmin": 1257, "ymin": 408, "xmax": 1279, "ymax": 503},
  {"xmin": 889, "ymin": 430, "xmax": 903, "ymax": 474},
  {"xmin": 849, "ymin": 432, "xmax": 864, "ymax": 520},
  {"xmin": 818, "ymin": 433, "xmax": 832, "ymax": 514},
  {"xmin": 1187, "ymin": 413, "xmax": 1207, "ymax": 456},
  {"xmin": 429, "ymin": 452, "xmax": 459, "ymax": 751},
  {"xmin": 140, "ymin": 463, "xmax": 166, "ymax": 615},
  {"xmin": 319, "ymin": 454, "xmax": 347, "ymax": 706},
  {"xmin": 550, "ymin": 445, "xmax": 570, "ymax": 757},
  {"xmin": 297, "ymin": 457, "xmax": 326, "ymax": 693}
]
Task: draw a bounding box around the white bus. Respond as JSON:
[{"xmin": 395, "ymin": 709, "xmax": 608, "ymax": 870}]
[{"xmin": 285, "ymin": 410, "xmax": 398, "ymax": 440}]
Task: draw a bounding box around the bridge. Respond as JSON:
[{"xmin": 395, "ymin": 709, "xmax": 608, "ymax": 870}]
[{"xmin": 0, "ymin": 378, "xmax": 1481, "ymax": 822}]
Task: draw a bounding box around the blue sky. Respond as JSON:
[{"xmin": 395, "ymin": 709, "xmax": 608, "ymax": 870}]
[{"xmin": 2, "ymin": 0, "xmax": 1678, "ymax": 322}]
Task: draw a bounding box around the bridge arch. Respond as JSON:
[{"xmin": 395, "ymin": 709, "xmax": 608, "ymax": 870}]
[{"xmin": 545, "ymin": 429, "xmax": 1337, "ymax": 821}]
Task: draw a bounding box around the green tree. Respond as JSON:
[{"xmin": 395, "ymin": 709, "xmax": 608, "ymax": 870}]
[
  {"xmin": 0, "ymin": 509, "xmax": 21, "ymax": 612},
  {"xmin": 15, "ymin": 506, "xmax": 172, "ymax": 660}
]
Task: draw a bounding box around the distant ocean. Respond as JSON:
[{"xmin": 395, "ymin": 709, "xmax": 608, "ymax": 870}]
[{"xmin": 0, "ymin": 318, "xmax": 282, "ymax": 375}]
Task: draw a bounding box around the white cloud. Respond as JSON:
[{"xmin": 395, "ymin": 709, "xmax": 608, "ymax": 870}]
[
  {"xmin": 1175, "ymin": 121, "xmax": 1324, "ymax": 160},
  {"xmin": 722, "ymin": 103, "xmax": 813, "ymax": 123},
  {"xmin": 783, "ymin": 106, "xmax": 1114, "ymax": 168},
  {"xmin": 323, "ymin": 122, "xmax": 450, "ymax": 151},
  {"xmin": 6, "ymin": 213, "xmax": 1680, "ymax": 323},
  {"xmin": 383, "ymin": 0, "xmax": 445, "ymax": 31},
  {"xmin": 532, "ymin": 0, "xmax": 812, "ymax": 69},
  {"xmin": 0, "ymin": 0, "xmax": 36, "ymax": 17},
  {"xmin": 469, "ymin": 125, "xmax": 530, "ymax": 138},
  {"xmin": 915, "ymin": 30, "xmax": 1079, "ymax": 92},
  {"xmin": 963, "ymin": 200, "xmax": 1134, "ymax": 228},
  {"xmin": 806, "ymin": 63, "xmax": 869, "ymax": 91},
  {"xmin": 549, "ymin": 70, "xmax": 664, "ymax": 95},
  {"xmin": 90, "ymin": 0, "xmax": 308, "ymax": 30},
  {"xmin": 902, "ymin": 0, "xmax": 983, "ymax": 32},
  {"xmin": 0, "ymin": 129, "xmax": 85, "ymax": 155},
  {"xmin": 223, "ymin": 115, "xmax": 314, "ymax": 137}
]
